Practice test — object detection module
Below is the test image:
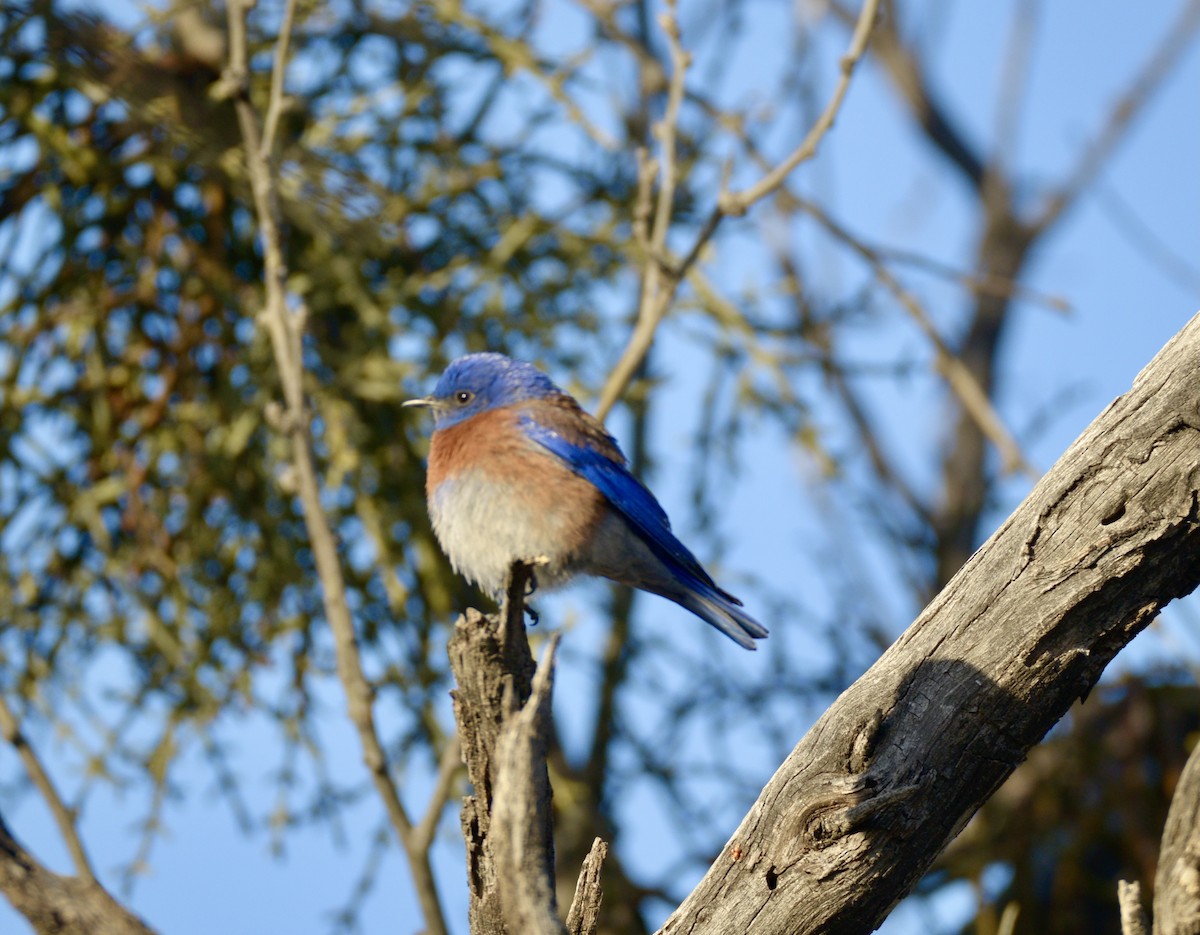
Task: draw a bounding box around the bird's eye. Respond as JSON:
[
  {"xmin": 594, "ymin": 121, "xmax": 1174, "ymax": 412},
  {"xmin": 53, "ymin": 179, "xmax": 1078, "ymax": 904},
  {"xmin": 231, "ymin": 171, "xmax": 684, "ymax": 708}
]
[{"xmin": 455, "ymin": 390, "xmax": 474, "ymax": 405}]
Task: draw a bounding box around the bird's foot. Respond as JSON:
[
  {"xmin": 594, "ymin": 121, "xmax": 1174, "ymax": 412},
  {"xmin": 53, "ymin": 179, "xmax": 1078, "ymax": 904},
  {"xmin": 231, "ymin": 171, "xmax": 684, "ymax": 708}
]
[
  {"xmin": 525, "ymin": 605, "xmax": 540, "ymax": 627},
  {"xmin": 525, "ymin": 556, "xmax": 550, "ymax": 597}
]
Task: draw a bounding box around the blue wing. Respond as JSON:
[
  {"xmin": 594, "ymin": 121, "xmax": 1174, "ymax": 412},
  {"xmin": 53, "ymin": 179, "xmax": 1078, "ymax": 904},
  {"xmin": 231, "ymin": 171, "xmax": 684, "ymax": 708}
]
[{"xmin": 520, "ymin": 413, "xmax": 731, "ymax": 600}]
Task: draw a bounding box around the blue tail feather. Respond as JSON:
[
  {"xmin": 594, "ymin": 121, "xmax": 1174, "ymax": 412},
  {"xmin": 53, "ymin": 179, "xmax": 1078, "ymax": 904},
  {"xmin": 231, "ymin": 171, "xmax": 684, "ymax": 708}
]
[{"xmin": 675, "ymin": 588, "xmax": 769, "ymax": 650}]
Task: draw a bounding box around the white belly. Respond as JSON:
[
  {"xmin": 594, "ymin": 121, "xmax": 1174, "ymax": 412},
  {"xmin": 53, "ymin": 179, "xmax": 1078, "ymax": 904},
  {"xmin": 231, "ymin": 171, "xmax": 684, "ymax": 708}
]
[{"xmin": 429, "ymin": 469, "xmax": 587, "ymax": 595}]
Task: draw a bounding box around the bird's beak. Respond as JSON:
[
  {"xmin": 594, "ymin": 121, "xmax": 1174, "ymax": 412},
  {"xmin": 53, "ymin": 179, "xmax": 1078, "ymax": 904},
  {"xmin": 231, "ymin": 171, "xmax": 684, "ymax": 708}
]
[{"xmin": 402, "ymin": 396, "xmax": 435, "ymax": 409}]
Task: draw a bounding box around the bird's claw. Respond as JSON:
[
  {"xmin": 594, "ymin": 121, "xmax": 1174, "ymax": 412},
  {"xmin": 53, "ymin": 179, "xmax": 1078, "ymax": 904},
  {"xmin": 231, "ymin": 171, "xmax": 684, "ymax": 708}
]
[{"xmin": 525, "ymin": 605, "xmax": 540, "ymax": 627}]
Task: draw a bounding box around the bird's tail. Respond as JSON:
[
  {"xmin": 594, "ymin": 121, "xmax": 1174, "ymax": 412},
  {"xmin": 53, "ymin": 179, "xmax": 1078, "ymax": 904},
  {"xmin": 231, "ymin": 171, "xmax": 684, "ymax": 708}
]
[{"xmin": 676, "ymin": 587, "xmax": 769, "ymax": 650}]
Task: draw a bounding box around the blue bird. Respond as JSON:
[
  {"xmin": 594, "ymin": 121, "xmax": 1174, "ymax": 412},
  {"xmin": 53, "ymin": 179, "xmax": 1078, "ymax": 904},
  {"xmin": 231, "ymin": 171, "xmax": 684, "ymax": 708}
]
[{"xmin": 403, "ymin": 353, "xmax": 768, "ymax": 649}]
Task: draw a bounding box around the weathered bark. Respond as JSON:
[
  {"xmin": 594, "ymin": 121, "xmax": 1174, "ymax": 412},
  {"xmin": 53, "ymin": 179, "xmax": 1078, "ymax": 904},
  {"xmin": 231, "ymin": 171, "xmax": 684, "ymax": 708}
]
[
  {"xmin": 451, "ymin": 564, "xmax": 605, "ymax": 935},
  {"xmin": 658, "ymin": 313, "xmax": 1200, "ymax": 933},
  {"xmin": 565, "ymin": 838, "xmax": 608, "ymax": 935},
  {"xmin": 1153, "ymin": 737, "xmax": 1200, "ymax": 934},
  {"xmin": 492, "ymin": 637, "xmax": 563, "ymax": 934},
  {"xmin": 1121, "ymin": 879, "xmax": 1151, "ymax": 935},
  {"xmin": 449, "ymin": 564, "xmax": 547, "ymax": 933},
  {"xmin": 0, "ymin": 814, "xmax": 157, "ymax": 935}
]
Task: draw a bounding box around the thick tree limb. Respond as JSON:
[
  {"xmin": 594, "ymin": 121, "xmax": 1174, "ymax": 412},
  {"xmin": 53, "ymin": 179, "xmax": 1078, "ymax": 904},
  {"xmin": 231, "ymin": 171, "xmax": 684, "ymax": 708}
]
[
  {"xmin": 1153, "ymin": 737, "xmax": 1200, "ymax": 934},
  {"xmin": 449, "ymin": 563, "xmax": 554, "ymax": 933},
  {"xmin": 0, "ymin": 813, "xmax": 157, "ymax": 935},
  {"xmin": 658, "ymin": 313, "xmax": 1200, "ymax": 933}
]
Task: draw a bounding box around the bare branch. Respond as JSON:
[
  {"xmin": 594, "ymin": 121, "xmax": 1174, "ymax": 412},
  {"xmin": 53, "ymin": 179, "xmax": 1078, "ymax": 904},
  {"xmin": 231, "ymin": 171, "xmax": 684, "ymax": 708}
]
[
  {"xmin": 991, "ymin": 0, "xmax": 1038, "ymax": 181},
  {"xmin": 412, "ymin": 736, "xmax": 463, "ymax": 856},
  {"xmin": 565, "ymin": 838, "xmax": 608, "ymax": 935},
  {"xmin": 0, "ymin": 812, "xmax": 157, "ymax": 935},
  {"xmin": 449, "ymin": 562, "xmax": 549, "ymax": 932},
  {"xmin": 798, "ymin": 198, "xmax": 1036, "ymax": 478},
  {"xmin": 1032, "ymin": 0, "xmax": 1200, "ymax": 234},
  {"xmin": 222, "ymin": 4, "xmax": 448, "ymax": 933},
  {"xmin": 595, "ymin": 0, "xmax": 691, "ymax": 422},
  {"xmin": 718, "ymin": 0, "xmax": 880, "ymax": 214},
  {"xmin": 596, "ymin": 0, "xmax": 881, "ymax": 420},
  {"xmin": 259, "ymin": 0, "xmax": 298, "ymax": 160},
  {"xmin": 831, "ymin": 0, "xmax": 985, "ymax": 189},
  {"xmin": 659, "ymin": 312, "xmax": 1200, "ymax": 934},
  {"xmin": 871, "ymin": 241, "xmax": 1070, "ymax": 313},
  {"xmin": 0, "ymin": 694, "xmax": 94, "ymax": 882},
  {"xmin": 493, "ymin": 637, "xmax": 564, "ymax": 935}
]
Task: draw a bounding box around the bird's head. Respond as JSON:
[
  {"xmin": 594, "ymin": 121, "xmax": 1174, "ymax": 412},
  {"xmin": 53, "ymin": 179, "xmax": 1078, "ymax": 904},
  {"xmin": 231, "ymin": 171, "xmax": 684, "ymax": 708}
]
[{"xmin": 403, "ymin": 353, "xmax": 560, "ymax": 430}]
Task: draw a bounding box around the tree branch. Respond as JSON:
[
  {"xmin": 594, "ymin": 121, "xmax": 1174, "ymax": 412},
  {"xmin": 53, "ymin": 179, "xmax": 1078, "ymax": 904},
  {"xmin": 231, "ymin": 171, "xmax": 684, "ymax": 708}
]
[
  {"xmin": 797, "ymin": 197, "xmax": 1035, "ymax": 478},
  {"xmin": 222, "ymin": 4, "xmax": 449, "ymax": 933},
  {"xmin": 493, "ymin": 637, "xmax": 563, "ymax": 935},
  {"xmin": 449, "ymin": 564, "xmax": 610, "ymax": 935},
  {"xmin": 0, "ymin": 812, "xmax": 157, "ymax": 935},
  {"xmin": 658, "ymin": 313, "xmax": 1200, "ymax": 933},
  {"xmin": 565, "ymin": 838, "xmax": 608, "ymax": 935},
  {"xmin": 448, "ymin": 562, "xmax": 547, "ymax": 933},
  {"xmin": 595, "ymin": 0, "xmax": 881, "ymax": 420},
  {"xmin": 0, "ymin": 694, "xmax": 94, "ymax": 883},
  {"xmin": 1031, "ymin": 0, "xmax": 1200, "ymax": 234},
  {"xmin": 1151, "ymin": 735, "xmax": 1200, "ymax": 934}
]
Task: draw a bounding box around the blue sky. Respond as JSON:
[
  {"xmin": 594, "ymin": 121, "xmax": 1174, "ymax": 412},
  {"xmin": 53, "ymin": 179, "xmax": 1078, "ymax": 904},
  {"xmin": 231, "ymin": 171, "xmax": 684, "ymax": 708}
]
[{"xmin": 2, "ymin": 0, "xmax": 1199, "ymax": 933}]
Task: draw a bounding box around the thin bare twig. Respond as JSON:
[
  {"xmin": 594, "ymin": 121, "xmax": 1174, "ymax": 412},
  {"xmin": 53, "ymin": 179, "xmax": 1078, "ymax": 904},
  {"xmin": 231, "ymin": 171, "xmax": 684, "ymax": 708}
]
[
  {"xmin": 222, "ymin": 4, "xmax": 448, "ymax": 933},
  {"xmin": 595, "ymin": 0, "xmax": 691, "ymax": 422},
  {"xmin": 596, "ymin": 0, "xmax": 881, "ymax": 420},
  {"xmin": 799, "ymin": 198, "xmax": 1035, "ymax": 478},
  {"xmin": 717, "ymin": 0, "xmax": 880, "ymax": 214},
  {"xmin": 412, "ymin": 736, "xmax": 462, "ymax": 855},
  {"xmin": 259, "ymin": 0, "xmax": 298, "ymax": 159},
  {"xmin": 871, "ymin": 242, "xmax": 1070, "ymax": 312},
  {"xmin": 991, "ymin": 0, "xmax": 1038, "ymax": 182},
  {"xmin": 1031, "ymin": 0, "xmax": 1200, "ymax": 234},
  {"xmin": 0, "ymin": 695, "xmax": 95, "ymax": 883}
]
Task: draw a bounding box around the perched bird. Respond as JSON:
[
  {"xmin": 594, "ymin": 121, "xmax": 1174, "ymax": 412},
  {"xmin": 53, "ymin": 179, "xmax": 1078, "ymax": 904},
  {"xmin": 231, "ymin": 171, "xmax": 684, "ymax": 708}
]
[{"xmin": 403, "ymin": 353, "xmax": 768, "ymax": 649}]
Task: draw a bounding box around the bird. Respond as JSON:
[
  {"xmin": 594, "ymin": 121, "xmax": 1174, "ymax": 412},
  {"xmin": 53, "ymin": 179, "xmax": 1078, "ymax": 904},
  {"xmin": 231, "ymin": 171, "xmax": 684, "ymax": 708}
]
[{"xmin": 403, "ymin": 352, "xmax": 768, "ymax": 649}]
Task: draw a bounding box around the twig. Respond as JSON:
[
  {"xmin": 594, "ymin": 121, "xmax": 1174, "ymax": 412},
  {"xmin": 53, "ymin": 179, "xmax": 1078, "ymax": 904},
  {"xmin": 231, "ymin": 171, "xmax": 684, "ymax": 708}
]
[
  {"xmin": 872, "ymin": 242, "xmax": 1070, "ymax": 313},
  {"xmin": 595, "ymin": 0, "xmax": 880, "ymax": 420},
  {"xmin": 222, "ymin": 4, "xmax": 449, "ymax": 934},
  {"xmin": 799, "ymin": 198, "xmax": 1035, "ymax": 478},
  {"xmin": 595, "ymin": 0, "xmax": 691, "ymax": 422},
  {"xmin": 259, "ymin": 0, "xmax": 298, "ymax": 160},
  {"xmin": 0, "ymin": 694, "xmax": 95, "ymax": 883},
  {"xmin": 991, "ymin": 0, "xmax": 1038, "ymax": 183},
  {"xmin": 717, "ymin": 0, "xmax": 880, "ymax": 214},
  {"xmin": 412, "ymin": 735, "xmax": 462, "ymax": 855},
  {"xmin": 1031, "ymin": 0, "xmax": 1200, "ymax": 234},
  {"xmin": 829, "ymin": 0, "xmax": 985, "ymax": 189}
]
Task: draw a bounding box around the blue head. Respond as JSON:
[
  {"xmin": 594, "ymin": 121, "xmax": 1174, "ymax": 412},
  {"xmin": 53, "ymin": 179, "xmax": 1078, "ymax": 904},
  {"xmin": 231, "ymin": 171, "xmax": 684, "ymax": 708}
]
[{"xmin": 403, "ymin": 353, "xmax": 561, "ymax": 429}]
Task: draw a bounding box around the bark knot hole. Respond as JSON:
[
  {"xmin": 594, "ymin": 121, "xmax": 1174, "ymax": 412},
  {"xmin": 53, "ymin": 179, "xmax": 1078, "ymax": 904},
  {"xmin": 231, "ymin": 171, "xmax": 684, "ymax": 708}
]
[
  {"xmin": 1100, "ymin": 502, "xmax": 1126, "ymax": 525},
  {"xmin": 765, "ymin": 865, "xmax": 778, "ymax": 890}
]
